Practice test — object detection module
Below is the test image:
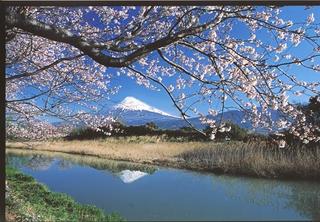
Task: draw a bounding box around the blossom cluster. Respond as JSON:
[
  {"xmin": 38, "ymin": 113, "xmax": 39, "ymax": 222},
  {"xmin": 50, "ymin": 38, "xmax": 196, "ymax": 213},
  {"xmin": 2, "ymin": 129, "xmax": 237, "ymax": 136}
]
[{"xmin": 5, "ymin": 6, "xmax": 320, "ymax": 143}]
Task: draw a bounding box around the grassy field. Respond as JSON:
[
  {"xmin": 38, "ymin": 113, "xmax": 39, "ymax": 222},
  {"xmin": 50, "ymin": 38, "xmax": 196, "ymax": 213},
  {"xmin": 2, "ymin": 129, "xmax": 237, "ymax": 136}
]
[
  {"xmin": 5, "ymin": 167, "xmax": 124, "ymax": 222},
  {"xmin": 6, "ymin": 137, "xmax": 320, "ymax": 180},
  {"xmin": 6, "ymin": 137, "xmax": 208, "ymax": 164}
]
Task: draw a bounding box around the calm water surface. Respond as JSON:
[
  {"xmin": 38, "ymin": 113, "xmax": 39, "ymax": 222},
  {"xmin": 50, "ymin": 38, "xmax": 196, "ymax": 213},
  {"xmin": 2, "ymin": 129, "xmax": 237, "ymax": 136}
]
[{"xmin": 6, "ymin": 150, "xmax": 320, "ymax": 221}]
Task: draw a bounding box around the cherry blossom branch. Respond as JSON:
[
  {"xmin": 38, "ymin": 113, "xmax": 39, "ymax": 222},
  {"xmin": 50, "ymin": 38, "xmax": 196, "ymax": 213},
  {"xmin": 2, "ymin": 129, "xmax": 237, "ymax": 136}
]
[
  {"xmin": 126, "ymin": 65, "xmax": 206, "ymax": 136},
  {"xmin": 6, "ymin": 54, "xmax": 84, "ymax": 81},
  {"xmin": 6, "ymin": 9, "xmax": 225, "ymax": 68}
]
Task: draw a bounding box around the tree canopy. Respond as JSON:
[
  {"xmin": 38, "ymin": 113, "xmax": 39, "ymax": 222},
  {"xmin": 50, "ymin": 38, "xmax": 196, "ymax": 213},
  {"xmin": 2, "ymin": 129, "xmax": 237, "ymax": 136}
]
[{"xmin": 5, "ymin": 6, "xmax": 320, "ymax": 143}]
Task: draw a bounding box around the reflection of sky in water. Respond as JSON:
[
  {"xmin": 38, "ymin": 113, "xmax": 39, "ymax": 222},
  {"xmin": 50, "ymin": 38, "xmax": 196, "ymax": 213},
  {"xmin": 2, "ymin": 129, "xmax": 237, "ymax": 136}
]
[
  {"xmin": 6, "ymin": 150, "xmax": 320, "ymax": 221},
  {"xmin": 211, "ymin": 174, "xmax": 320, "ymax": 219}
]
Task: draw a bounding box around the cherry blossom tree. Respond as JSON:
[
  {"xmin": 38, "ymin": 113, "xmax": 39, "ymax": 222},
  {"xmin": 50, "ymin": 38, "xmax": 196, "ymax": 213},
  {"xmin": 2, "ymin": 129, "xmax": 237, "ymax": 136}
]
[{"xmin": 5, "ymin": 6, "xmax": 320, "ymax": 143}]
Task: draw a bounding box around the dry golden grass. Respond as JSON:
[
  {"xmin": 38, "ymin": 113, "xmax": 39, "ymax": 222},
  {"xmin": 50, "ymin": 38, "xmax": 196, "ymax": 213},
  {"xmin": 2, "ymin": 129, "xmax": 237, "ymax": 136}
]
[
  {"xmin": 6, "ymin": 138, "xmax": 320, "ymax": 180},
  {"xmin": 6, "ymin": 139, "xmax": 214, "ymax": 164},
  {"xmin": 180, "ymin": 141, "xmax": 320, "ymax": 179}
]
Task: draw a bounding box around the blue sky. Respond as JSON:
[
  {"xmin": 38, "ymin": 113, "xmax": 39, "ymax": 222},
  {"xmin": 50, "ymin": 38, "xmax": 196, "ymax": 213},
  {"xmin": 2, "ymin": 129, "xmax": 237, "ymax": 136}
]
[
  {"xmin": 7, "ymin": 6, "xmax": 320, "ymax": 120},
  {"xmin": 101, "ymin": 6, "xmax": 320, "ymax": 117}
]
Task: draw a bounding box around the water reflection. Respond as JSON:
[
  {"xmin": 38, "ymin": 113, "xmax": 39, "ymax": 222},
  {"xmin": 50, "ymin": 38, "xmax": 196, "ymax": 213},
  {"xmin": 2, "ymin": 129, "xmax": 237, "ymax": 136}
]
[
  {"xmin": 210, "ymin": 172, "xmax": 320, "ymax": 219},
  {"xmin": 57, "ymin": 159, "xmax": 73, "ymax": 170},
  {"xmin": 5, "ymin": 149, "xmax": 320, "ymax": 220},
  {"xmin": 6, "ymin": 149, "xmax": 157, "ymax": 180},
  {"xmin": 118, "ymin": 170, "xmax": 149, "ymax": 183},
  {"xmin": 6, "ymin": 153, "xmax": 54, "ymax": 171}
]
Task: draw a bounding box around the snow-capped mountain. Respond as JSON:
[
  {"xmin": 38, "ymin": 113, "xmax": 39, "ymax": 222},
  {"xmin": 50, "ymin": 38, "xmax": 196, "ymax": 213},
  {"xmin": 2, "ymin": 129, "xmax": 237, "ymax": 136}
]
[
  {"xmin": 114, "ymin": 96, "xmax": 177, "ymax": 118},
  {"xmin": 111, "ymin": 97, "xmax": 181, "ymax": 125},
  {"xmin": 111, "ymin": 96, "xmax": 281, "ymax": 133},
  {"xmin": 154, "ymin": 109, "xmax": 282, "ymax": 133}
]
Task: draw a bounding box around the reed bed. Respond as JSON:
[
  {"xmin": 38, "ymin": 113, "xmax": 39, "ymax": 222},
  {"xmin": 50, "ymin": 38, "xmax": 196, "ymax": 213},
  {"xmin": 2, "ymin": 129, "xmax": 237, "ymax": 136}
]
[
  {"xmin": 6, "ymin": 138, "xmax": 320, "ymax": 180},
  {"xmin": 5, "ymin": 139, "xmax": 208, "ymax": 163},
  {"xmin": 179, "ymin": 141, "xmax": 320, "ymax": 179}
]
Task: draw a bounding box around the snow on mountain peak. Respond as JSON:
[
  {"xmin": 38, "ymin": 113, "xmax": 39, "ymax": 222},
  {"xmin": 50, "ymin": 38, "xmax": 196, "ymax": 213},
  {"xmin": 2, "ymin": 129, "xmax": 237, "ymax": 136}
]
[{"xmin": 114, "ymin": 96, "xmax": 178, "ymax": 118}]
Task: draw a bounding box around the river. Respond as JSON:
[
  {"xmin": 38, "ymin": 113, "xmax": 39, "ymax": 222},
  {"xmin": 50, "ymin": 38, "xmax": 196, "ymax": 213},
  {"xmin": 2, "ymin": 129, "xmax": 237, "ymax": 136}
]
[{"xmin": 6, "ymin": 149, "xmax": 320, "ymax": 221}]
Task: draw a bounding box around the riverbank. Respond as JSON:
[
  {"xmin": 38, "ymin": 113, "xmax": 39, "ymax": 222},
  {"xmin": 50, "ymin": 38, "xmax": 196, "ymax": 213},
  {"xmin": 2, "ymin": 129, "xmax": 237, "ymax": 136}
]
[
  {"xmin": 5, "ymin": 167, "xmax": 124, "ymax": 222},
  {"xmin": 6, "ymin": 138, "xmax": 320, "ymax": 180}
]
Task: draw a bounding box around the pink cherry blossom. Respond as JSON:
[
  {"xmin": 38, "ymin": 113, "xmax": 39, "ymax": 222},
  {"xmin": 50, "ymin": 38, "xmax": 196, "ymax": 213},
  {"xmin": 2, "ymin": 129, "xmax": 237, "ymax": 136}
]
[{"xmin": 4, "ymin": 6, "xmax": 320, "ymax": 143}]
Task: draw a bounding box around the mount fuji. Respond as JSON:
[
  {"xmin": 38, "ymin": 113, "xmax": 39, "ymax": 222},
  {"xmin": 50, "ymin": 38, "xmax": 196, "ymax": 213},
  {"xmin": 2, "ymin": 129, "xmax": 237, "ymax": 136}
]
[
  {"xmin": 111, "ymin": 96, "xmax": 281, "ymax": 132},
  {"xmin": 111, "ymin": 96, "xmax": 181, "ymax": 126}
]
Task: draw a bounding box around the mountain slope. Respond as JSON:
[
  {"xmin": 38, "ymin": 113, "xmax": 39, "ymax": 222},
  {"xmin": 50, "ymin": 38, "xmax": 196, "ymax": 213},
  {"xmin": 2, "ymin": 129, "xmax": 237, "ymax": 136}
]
[
  {"xmin": 111, "ymin": 97, "xmax": 181, "ymax": 125},
  {"xmin": 155, "ymin": 109, "xmax": 281, "ymax": 133},
  {"xmin": 111, "ymin": 96, "xmax": 281, "ymax": 133}
]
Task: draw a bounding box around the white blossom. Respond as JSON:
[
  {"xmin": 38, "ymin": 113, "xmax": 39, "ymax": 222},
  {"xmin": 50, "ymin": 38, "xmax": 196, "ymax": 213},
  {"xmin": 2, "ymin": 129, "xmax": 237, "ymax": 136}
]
[{"xmin": 307, "ymin": 13, "xmax": 315, "ymax": 24}]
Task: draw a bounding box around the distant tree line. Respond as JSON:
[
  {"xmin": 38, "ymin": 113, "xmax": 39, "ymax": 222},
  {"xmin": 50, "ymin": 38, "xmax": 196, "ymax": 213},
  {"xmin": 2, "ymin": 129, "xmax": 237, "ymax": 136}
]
[
  {"xmin": 65, "ymin": 121, "xmax": 251, "ymax": 142},
  {"xmin": 65, "ymin": 121, "xmax": 206, "ymax": 141},
  {"xmin": 68, "ymin": 95, "xmax": 317, "ymax": 147}
]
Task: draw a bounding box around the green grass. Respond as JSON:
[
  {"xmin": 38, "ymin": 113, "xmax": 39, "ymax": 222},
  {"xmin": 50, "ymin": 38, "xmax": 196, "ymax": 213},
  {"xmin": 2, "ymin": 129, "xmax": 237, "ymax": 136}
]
[{"xmin": 5, "ymin": 167, "xmax": 125, "ymax": 222}]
